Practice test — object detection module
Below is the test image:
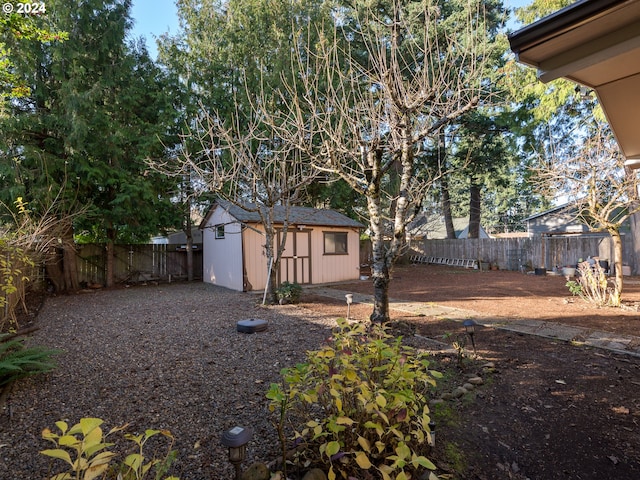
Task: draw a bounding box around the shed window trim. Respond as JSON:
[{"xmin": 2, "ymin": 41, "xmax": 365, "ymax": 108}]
[
  {"xmin": 324, "ymin": 231, "xmax": 348, "ymax": 255},
  {"xmin": 215, "ymin": 224, "xmax": 225, "ymax": 239}
]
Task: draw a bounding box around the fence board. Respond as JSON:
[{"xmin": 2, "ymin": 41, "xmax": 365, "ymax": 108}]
[
  {"xmin": 409, "ymin": 235, "xmax": 635, "ymax": 274},
  {"xmin": 75, "ymin": 244, "xmax": 203, "ymax": 285}
]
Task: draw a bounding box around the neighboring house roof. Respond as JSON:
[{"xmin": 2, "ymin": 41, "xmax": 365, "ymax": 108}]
[
  {"xmin": 408, "ymin": 214, "xmax": 489, "ymax": 239},
  {"xmin": 524, "ymin": 201, "xmax": 631, "ymax": 234},
  {"xmin": 151, "ymin": 227, "xmax": 203, "ymax": 245},
  {"xmin": 201, "ymin": 199, "xmax": 364, "ymax": 229},
  {"xmin": 508, "ymin": 0, "xmax": 640, "ymax": 162},
  {"xmin": 523, "ymin": 202, "xmax": 573, "ymax": 222}
]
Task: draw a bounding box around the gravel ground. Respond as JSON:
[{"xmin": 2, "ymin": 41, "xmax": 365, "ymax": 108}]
[{"xmin": 0, "ymin": 282, "xmax": 339, "ymax": 480}]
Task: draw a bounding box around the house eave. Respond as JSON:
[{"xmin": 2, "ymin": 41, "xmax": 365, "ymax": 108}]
[
  {"xmin": 508, "ymin": 0, "xmax": 640, "ymax": 163},
  {"xmin": 508, "ymin": 0, "xmax": 628, "ymax": 57}
]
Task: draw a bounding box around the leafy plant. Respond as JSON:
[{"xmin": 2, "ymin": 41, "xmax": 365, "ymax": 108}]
[
  {"xmin": 566, "ymin": 280, "xmax": 582, "ymax": 296},
  {"xmin": 267, "ymin": 318, "xmax": 441, "ymax": 480},
  {"xmin": 567, "ymin": 261, "xmax": 617, "ymax": 306},
  {"xmin": 275, "ymin": 281, "xmax": 303, "ymax": 304},
  {"xmin": 0, "ymin": 221, "xmax": 35, "ymax": 330},
  {"xmin": 41, "ymin": 417, "xmax": 179, "ymax": 480},
  {"xmin": 0, "ymin": 333, "xmax": 58, "ymax": 386}
]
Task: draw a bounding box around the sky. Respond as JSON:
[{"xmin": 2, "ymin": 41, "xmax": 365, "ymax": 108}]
[
  {"xmin": 129, "ymin": 0, "xmax": 179, "ymax": 58},
  {"xmin": 129, "ymin": 0, "xmax": 534, "ymax": 60}
]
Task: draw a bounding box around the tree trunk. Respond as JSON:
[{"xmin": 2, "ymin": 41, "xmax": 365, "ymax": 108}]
[
  {"xmin": 186, "ymin": 235, "xmax": 193, "ymax": 282},
  {"xmin": 438, "ymin": 131, "xmax": 456, "ymax": 239},
  {"xmin": 45, "ymin": 249, "xmax": 65, "ymax": 292},
  {"xmin": 45, "ymin": 222, "xmax": 79, "ymax": 293},
  {"xmin": 629, "ymin": 209, "xmax": 640, "ymax": 275},
  {"xmin": 263, "ymin": 220, "xmax": 280, "ymax": 305},
  {"xmin": 468, "ymin": 178, "xmax": 481, "ymax": 239},
  {"xmin": 369, "ymin": 118, "xmax": 415, "ymax": 324},
  {"xmin": 184, "ymin": 175, "xmax": 194, "ymax": 282},
  {"xmin": 370, "ymin": 258, "xmax": 390, "ymax": 324},
  {"xmin": 185, "ymin": 210, "xmax": 194, "ymax": 282},
  {"xmin": 62, "ymin": 226, "xmax": 79, "ymax": 292},
  {"xmin": 441, "ymin": 177, "xmax": 456, "ymax": 239},
  {"xmin": 105, "ymin": 227, "xmax": 116, "ymax": 288},
  {"xmin": 367, "ymin": 159, "xmax": 391, "ymax": 323},
  {"xmin": 609, "ymin": 227, "xmax": 624, "ymax": 306}
]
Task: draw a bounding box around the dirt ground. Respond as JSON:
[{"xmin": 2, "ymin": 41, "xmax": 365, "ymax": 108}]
[{"xmin": 298, "ymin": 264, "xmax": 640, "ymax": 479}]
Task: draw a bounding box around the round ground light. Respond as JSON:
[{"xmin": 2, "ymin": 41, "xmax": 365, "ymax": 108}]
[{"xmin": 236, "ymin": 318, "xmax": 268, "ymax": 333}]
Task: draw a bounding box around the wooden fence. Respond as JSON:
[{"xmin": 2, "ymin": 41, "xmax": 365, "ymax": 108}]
[
  {"xmin": 76, "ymin": 244, "xmax": 203, "ymax": 285},
  {"xmin": 407, "ymin": 234, "xmax": 636, "ymax": 274}
]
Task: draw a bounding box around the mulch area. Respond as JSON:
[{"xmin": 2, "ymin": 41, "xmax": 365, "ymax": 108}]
[
  {"xmin": 295, "ymin": 264, "xmax": 640, "ymax": 479},
  {"xmin": 3, "ymin": 266, "xmax": 640, "ymax": 479}
]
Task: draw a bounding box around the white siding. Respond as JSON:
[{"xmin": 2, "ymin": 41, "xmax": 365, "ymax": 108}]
[
  {"xmin": 204, "ymin": 213, "xmax": 361, "ymax": 291},
  {"xmin": 202, "ymin": 207, "xmax": 244, "ymax": 291}
]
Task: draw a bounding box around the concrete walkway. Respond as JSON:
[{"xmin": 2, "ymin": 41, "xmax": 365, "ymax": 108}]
[{"xmin": 310, "ymin": 287, "xmax": 640, "ymax": 358}]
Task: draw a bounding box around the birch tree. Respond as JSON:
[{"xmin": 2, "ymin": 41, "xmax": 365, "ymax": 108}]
[{"xmin": 267, "ymin": 0, "xmax": 501, "ymax": 322}]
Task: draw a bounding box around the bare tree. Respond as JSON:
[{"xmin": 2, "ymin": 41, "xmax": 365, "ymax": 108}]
[
  {"xmin": 1, "ymin": 194, "xmax": 84, "ymax": 328},
  {"xmin": 172, "ymin": 106, "xmax": 319, "ymax": 304},
  {"xmin": 265, "ymin": 1, "xmax": 494, "ymax": 322},
  {"xmin": 536, "ymin": 122, "xmax": 640, "ymax": 306}
]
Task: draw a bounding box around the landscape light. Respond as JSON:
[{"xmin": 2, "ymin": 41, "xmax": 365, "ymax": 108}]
[
  {"xmin": 429, "ymin": 420, "xmax": 436, "ymax": 447},
  {"xmin": 463, "ymin": 319, "xmax": 478, "ymax": 355},
  {"xmin": 345, "ymin": 293, "xmax": 353, "ymax": 319},
  {"xmin": 221, "ymin": 426, "xmax": 252, "ymax": 480}
]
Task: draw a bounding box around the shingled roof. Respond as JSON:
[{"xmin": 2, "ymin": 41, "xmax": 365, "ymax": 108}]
[{"xmin": 203, "ymin": 199, "xmax": 364, "ymax": 229}]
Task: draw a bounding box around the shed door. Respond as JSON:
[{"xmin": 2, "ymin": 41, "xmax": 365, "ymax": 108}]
[{"xmin": 279, "ymin": 229, "xmax": 311, "ymax": 285}]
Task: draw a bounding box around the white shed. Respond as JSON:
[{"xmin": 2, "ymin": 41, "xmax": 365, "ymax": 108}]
[{"xmin": 200, "ymin": 200, "xmax": 364, "ymax": 292}]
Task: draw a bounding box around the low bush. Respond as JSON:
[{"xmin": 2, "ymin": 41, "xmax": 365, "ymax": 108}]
[
  {"xmin": 41, "ymin": 417, "xmax": 179, "ymax": 480},
  {"xmin": 275, "ymin": 281, "xmax": 303, "ymax": 304},
  {"xmin": 267, "ymin": 318, "xmax": 441, "ymax": 480},
  {"xmin": 0, "ymin": 333, "xmax": 59, "ymax": 387}
]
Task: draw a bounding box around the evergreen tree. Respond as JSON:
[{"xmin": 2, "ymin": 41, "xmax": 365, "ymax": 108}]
[{"xmin": 0, "ymin": 0, "xmax": 181, "ymax": 290}]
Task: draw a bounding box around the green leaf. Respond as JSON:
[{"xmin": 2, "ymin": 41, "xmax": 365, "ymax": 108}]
[
  {"xmin": 40, "ymin": 448, "xmax": 73, "ymax": 466},
  {"xmin": 79, "ymin": 418, "xmax": 104, "ymax": 436},
  {"xmin": 84, "ymin": 441, "xmax": 113, "ymax": 458},
  {"xmin": 124, "ymin": 453, "xmax": 143, "ymax": 470},
  {"xmin": 326, "ymin": 441, "xmax": 340, "ymax": 457},
  {"xmin": 412, "ymin": 455, "xmax": 437, "ymax": 470},
  {"xmin": 58, "ymin": 435, "xmax": 80, "ymax": 447},
  {"xmin": 83, "ymin": 426, "xmax": 104, "ymax": 452},
  {"xmin": 395, "ymin": 442, "xmax": 411, "ymax": 460}
]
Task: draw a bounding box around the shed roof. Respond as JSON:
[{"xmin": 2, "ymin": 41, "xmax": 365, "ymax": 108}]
[
  {"xmin": 203, "ymin": 199, "xmax": 364, "ymax": 229},
  {"xmin": 508, "ymin": 0, "xmax": 640, "ymax": 162}
]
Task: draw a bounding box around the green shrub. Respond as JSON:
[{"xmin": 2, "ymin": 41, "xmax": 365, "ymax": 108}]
[
  {"xmin": 275, "ymin": 281, "xmax": 303, "ymax": 304},
  {"xmin": 41, "ymin": 417, "xmax": 179, "ymax": 480},
  {"xmin": 0, "ymin": 334, "xmax": 59, "ymax": 386},
  {"xmin": 267, "ymin": 318, "xmax": 441, "ymax": 480}
]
